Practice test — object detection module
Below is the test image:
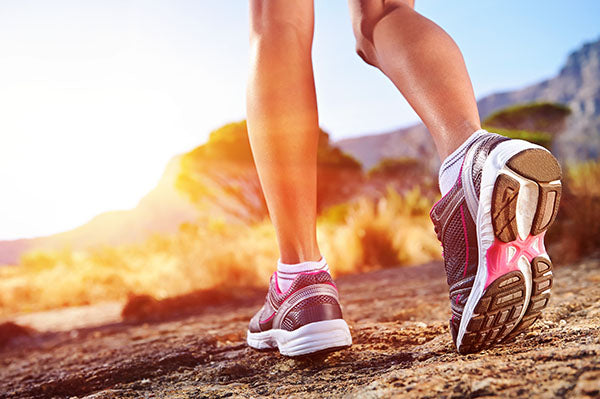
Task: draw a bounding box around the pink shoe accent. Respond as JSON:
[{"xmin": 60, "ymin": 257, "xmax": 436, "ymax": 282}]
[
  {"xmin": 485, "ymin": 232, "xmax": 546, "ymax": 289},
  {"xmin": 260, "ymin": 312, "xmax": 276, "ymax": 324}
]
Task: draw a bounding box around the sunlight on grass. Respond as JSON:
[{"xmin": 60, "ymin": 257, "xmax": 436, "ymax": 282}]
[
  {"xmin": 319, "ymin": 187, "xmax": 440, "ymax": 274},
  {"xmin": 0, "ymin": 188, "xmax": 440, "ymax": 316}
]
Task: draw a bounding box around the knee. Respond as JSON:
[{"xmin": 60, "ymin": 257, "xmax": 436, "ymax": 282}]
[
  {"xmin": 249, "ymin": 2, "xmax": 313, "ymax": 49},
  {"xmin": 353, "ymin": 26, "xmax": 378, "ymax": 67},
  {"xmin": 351, "ymin": 0, "xmax": 414, "ymax": 66}
]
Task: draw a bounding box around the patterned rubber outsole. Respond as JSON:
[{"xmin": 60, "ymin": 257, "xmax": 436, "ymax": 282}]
[
  {"xmin": 503, "ymin": 257, "xmax": 553, "ymax": 341},
  {"xmin": 461, "ymin": 149, "xmax": 562, "ymax": 353},
  {"xmin": 460, "ymin": 271, "xmax": 526, "ymax": 353},
  {"xmin": 492, "ymin": 149, "xmax": 562, "ymax": 242},
  {"xmin": 498, "ymin": 149, "xmax": 561, "ymax": 341}
]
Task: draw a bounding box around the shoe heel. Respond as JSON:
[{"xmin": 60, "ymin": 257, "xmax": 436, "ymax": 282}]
[{"xmin": 492, "ymin": 148, "xmax": 562, "ymax": 242}]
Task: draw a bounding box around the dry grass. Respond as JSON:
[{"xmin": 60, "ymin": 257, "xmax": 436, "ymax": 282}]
[
  {"xmin": 0, "ymin": 188, "xmax": 440, "ymax": 316},
  {"xmin": 547, "ymin": 160, "xmax": 600, "ymax": 262},
  {"xmin": 319, "ymin": 187, "xmax": 440, "ymax": 274}
]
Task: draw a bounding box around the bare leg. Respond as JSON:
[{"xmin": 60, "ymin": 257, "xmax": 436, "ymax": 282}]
[
  {"xmin": 348, "ymin": 0, "xmax": 481, "ymax": 158},
  {"xmin": 246, "ymin": 0, "xmax": 321, "ymax": 263}
]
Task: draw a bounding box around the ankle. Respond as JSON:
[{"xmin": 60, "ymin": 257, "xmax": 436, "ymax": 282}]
[
  {"xmin": 276, "ymin": 257, "xmax": 330, "ymax": 292},
  {"xmin": 279, "ymin": 243, "xmax": 321, "ymax": 264},
  {"xmin": 439, "ymin": 123, "xmax": 483, "ymax": 159},
  {"xmin": 438, "ymin": 129, "xmax": 488, "ymax": 195}
]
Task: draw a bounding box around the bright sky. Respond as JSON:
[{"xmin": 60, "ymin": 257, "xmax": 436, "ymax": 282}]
[{"xmin": 1, "ymin": 0, "xmax": 599, "ymax": 240}]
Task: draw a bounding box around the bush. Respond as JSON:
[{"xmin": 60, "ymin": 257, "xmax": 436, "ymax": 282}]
[
  {"xmin": 483, "ymin": 102, "xmax": 571, "ymax": 135},
  {"xmin": 483, "ymin": 127, "xmax": 552, "ymax": 149},
  {"xmin": 547, "ymin": 160, "xmax": 600, "ymax": 262},
  {"xmin": 368, "ymin": 157, "xmax": 424, "ymax": 178},
  {"xmin": 319, "ymin": 187, "xmax": 440, "ymax": 274},
  {"xmin": 176, "ymin": 121, "xmax": 363, "ymax": 221}
]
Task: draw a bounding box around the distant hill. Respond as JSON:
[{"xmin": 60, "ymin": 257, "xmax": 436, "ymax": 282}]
[
  {"xmin": 335, "ymin": 124, "xmax": 438, "ymax": 173},
  {"xmin": 338, "ymin": 37, "xmax": 600, "ymax": 169},
  {"xmin": 0, "ymin": 157, "xmax": 200, "ymax": 265}
]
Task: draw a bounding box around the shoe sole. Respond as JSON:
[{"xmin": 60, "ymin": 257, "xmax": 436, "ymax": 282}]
[
  {"xmin": 457, "ymin": 142, "xmax": 561, "ymax": 354},
  {"xmin": 246, "ymin": 319, "xmax": 352, "ymax": 357},
  {"xmin": 494, "ymin": 150, "xmax": 560, "ymax": 342}
]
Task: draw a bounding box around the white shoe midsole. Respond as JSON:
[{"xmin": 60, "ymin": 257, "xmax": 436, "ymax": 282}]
[{"xmin": 247, "ymin": 319, "xmax": 352, "ymax": 356}]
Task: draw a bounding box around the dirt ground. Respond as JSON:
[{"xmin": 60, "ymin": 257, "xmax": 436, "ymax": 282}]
[{"xmin": 1, "ymin": 257, "xmax": 599, "ymax": 399}]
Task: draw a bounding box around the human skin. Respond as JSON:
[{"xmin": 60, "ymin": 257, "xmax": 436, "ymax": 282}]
[
  {"xmin": 348, "ymin": 0, "xmax": 481, "ymax": 159},
  {"xmin": 246, "ymin": 0, "xmax": 481, "ymax": 263},
  {"xmin": 246, "ymin": 0, "xmax": 321, "ymax": 264}
]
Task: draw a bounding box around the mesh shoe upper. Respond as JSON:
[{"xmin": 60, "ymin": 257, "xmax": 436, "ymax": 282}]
[{"xmin": 248, "ymin": 271, "xmax": 343, "ymax": 333}]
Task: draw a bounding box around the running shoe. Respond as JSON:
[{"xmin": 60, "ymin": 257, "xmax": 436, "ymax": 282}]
[
  {"xmin": 247, "ymin": 271, "xmax": 352, "ymax": 356},
  {"xmin": 430, "ymin": 133, "xmax": 562, "ymax": 354}
]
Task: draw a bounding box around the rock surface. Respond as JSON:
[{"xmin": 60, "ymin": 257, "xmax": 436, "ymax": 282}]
[{"xmin": 1, "ymin": 258, "xmax": 599, "ymax": 398}]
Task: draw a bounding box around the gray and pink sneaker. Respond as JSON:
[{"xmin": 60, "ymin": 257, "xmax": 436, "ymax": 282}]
[
  {"xmin": 430, "ymin": 133, "xmax": 562, "ymax": 354},
  {"xmin": 247, "ymin": 271, "xmax": 352, "ymax": 357}
]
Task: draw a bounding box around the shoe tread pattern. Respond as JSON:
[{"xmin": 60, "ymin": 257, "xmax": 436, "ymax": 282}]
[
  {"xmin": 503, "ymin": 257, "xmax": 553, "ymax": 341},
  {"xmin": 492, "ymin": 149, "xmax": 562, "ymax": 242},
  {"xmin": 459, "ymin": 271, "xmax": 526, "ymax": 354},
  {"xmin": 489, "ymin": 148, "xmax": 560, "ymax": 342}
]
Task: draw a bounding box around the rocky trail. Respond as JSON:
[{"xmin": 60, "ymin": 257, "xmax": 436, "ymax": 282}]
[{"xmin": 2, "ymin": 258, "xmax": 600, "ymax": 399}]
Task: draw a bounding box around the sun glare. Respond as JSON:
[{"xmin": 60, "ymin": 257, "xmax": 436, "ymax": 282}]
[
  {"xmin": 0, "ymin": 3, "xmax": 249, "ymax": 240},
  {"xmin": 0, "ymin": 82, "xmax": 192, "ymax": 240}
]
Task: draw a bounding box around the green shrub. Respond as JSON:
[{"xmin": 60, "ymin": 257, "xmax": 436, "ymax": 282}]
[
  {"xmin": 483, "ymin": 126, "xmax": 552, "ymax": 149},
  {"xmin": 483, "ymin": 102, "xmax": 571, "ymax": 135}
]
